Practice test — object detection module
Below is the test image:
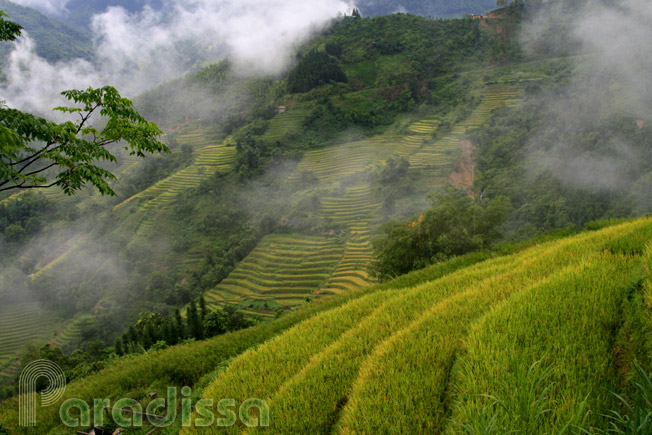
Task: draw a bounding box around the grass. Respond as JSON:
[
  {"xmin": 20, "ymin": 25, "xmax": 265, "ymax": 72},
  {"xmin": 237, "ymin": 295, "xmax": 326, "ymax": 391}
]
[
  {"xmin": 49, "ymin": 315, "xmax": 95, "ymax": 348},
  {"xmin": 0, "ymin": 248, "xmax": 492, "ymax": 433},
  {"xmin": 172, "ymin": 217, "xmax": 652, "ymax": 434},
  {"xmin": 261, "ymin": 104, "xmax": 312, "ymax": 142},
  {"xmin": 113, "ymin": 128, "xmax": 236, "ymax": 215}
]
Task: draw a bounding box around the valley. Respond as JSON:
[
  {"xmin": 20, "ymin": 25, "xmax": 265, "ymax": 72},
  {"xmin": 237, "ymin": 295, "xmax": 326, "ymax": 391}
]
[{"xmin": 1, "ymin": 1, "xmax": 652, "ymax": 433}]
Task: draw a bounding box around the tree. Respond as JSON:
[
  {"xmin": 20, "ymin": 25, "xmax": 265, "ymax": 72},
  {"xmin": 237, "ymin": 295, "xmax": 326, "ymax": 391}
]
[
  {"xmin": 372, "ymin": 190, "xmax": 510, "ymax": 280},
  {"xmin": 114, "ymin": 336, "xmax": 124, "ymax": 356},
  {"xmin": 287, "ymin": 50, "xmax": 348, "ymax": 93},
  {"xmin": 199, "ymin": 294, "xmax": 207, "ymax": 321},
  {"xmin": 186, "ymin": 299, "xmax": 203, "ymax": 340},
  {"xmin": 0, "ymin": 12, "xmax": 168, "ymax": 196},
  {"xmin": 0, "ymin": 11, "xmax": 21, "ymax": 41},
  {"xmin": 203, "ymin": 309, "xmax": 227, "ymax": 338}
]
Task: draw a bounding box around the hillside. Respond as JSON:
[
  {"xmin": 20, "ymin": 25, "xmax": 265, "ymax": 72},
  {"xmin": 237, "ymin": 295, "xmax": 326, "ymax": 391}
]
[
  {"xmin": 0, "ymin": 217, "xmax": 650, "ymax": 433},
  {"xmin": 58, "ymin": 0, "xmax": 162, "ymax": 31},
  {"xmin": 1, "ymin": 3, "xmax": 652, "ymax": 429},
  {"xmin": 0, "ymin": 0, "xmax": 91, "ymax": 66},
  {"xmin": 30, "ymin": 0, "xmax": 496, "ymax": 28},
  {"xmin": 356, "ymin": 0, "xmax": 497, "ymax": 17},
  {"xmin": 0, "ymin": 12, "xmax": 509, "ymax": 373}
]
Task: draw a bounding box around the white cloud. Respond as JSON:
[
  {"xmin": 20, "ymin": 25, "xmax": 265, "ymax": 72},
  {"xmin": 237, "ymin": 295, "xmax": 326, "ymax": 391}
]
[
  {"xmin": 524, "ymin": 0, "xmax": 652, "ymax": 194},
  {"xmin": 1, "ymin": 0, "xmax": 355, "ymax": 115},
  {"xmin": 9, "ymin": 0, "xmax": 70, "ymax": 16}
]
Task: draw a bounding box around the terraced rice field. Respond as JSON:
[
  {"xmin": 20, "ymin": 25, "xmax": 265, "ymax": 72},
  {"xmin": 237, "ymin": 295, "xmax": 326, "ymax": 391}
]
[
  {"xmin": 49, "ymin": 315, "xmax": 95, "ymax": 348},
  {"xmin": 0, "ymin": 302, "xmax": 57, "ymax": 371},
  {"xmin": 292, "ymin": 135, "xmax": 423, "ymax": 183},
  {"xmin": 0, "ymin": 361, "xmax": 20, "ymax": 379},
  {"xmin": 408, "ymin": 118, "xmax": 439, "ymax": 134},
  {"xmin": 204, "ymin": 234, "xmax": 346, "ymax": 316},
  {"xmin": 320, "ymin": 185, "xmax": 379, "ymax": 294},
  {"xmin": 114, "ymin": 130, "xmax": 236, "ymax": 215},
  {"xmin": 409, "ymin": 86, "xmax": 521, "ymax": 170},
  {"xmin": 4, "ymin": 219, "xmax": 650, "ymax": 434},
  {"xmin": 185, "ymin": 217, "xmax": 652, "ymax": 434},
  {"xmin": 261, "ymin": 105, "xmax": 312, "ymax": 142}
]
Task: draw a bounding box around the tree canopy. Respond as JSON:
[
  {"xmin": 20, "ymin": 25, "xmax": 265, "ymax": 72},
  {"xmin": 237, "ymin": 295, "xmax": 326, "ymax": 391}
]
[
  {"xmin": 372, "ymin": 190, "xmax": 510, "ymax": 280},
  {"xmin": 0, "ymin": 11, "xmax": 167, "ymax": 196}
]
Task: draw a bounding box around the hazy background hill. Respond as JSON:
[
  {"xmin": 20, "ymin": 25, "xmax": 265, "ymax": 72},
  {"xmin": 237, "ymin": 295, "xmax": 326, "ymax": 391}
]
[
  {"xmin": 356, "ymin": 0, "xmax": 497, "ymax": 17},
  {"xmin": 56, "ymin": 0, "xmax": 163, "ymax": 31},
  {"xmin": 0, "ymin": 0, "xmax": 91, "ymax": 66},
  {"xmin": 12, "ymin": 0, "xmax": 497, "ymax": 28}
]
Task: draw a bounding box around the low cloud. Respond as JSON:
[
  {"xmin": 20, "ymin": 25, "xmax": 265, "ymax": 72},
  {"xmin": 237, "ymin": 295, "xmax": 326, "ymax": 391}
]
[
  {"xmin": 523, "ymin": 0, "xmax": 652, "ymax": 195},
  {"xmin": 9, "ymin": 0, "xmax": 70, "ymax": 16},
  {"xmin": 1, "ymin": 0, "xmax": 354, "ymax": 115}
]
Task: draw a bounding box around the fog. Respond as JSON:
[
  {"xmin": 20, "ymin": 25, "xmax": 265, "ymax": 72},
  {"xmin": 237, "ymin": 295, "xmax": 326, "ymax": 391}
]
[
  {"xmin": 9, "ymin": 0, "xmax": 70, "ymax": 16},
  {"xmin": 523, "ymin": 0, "xmax": 652, "ymax": 199},
  {"xmin": 1, "ymin": 0, "xmax": 354, "ymax": 116}
]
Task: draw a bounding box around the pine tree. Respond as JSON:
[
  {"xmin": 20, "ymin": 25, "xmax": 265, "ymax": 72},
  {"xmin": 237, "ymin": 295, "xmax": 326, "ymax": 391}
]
[
  {"xmin": 199, "ymin": 294, "xmax": 207, "ymax": 322},
  {"xmin": 175, "ymin": 308, "xmax": 185, "ymax": 340},
  {"xmin": 187, "ymin": 300, "xmax": 204, "ymax": 340},
  {"xmin": 114, "ymin": 337, "xmax": 124, "ymax": 356},
  {"xmin": 128, "ymin": 325, "xmax": 138, "ymax": 344}
]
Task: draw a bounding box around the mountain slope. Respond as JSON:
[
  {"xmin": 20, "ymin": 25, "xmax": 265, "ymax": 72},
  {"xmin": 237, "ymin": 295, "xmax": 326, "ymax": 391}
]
[
  {"xmin": 0, "ymin": 218, "xmax": 649, "ymax": 433},
  {"xmin": 0, "ymin": 0, "xmax": 92, "ymax": 65},
  {"xmin": 356, "ymin": 0, "xmax": 497, "ymax": 17},
  {"xmin": 187, "ymin": 218, "xmax": 652, "ymax": 434}
]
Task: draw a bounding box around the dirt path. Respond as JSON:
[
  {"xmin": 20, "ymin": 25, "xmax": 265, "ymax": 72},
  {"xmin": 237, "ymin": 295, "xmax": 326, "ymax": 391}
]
[{"xmin": 449, "ymin": 139, "xmax": 476, "ymax": 198}]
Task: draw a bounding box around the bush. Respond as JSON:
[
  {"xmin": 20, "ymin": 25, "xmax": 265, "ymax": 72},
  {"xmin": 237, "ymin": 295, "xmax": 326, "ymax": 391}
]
[{"xmin": 372, "ymin": 190, "xmax": 510, "ymax": 279}]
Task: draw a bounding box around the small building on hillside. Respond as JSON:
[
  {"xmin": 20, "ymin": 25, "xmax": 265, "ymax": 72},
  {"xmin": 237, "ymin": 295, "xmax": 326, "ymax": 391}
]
[{"xmin": 278, "ymin": 106, "xmax": 287, "ymax": 113}]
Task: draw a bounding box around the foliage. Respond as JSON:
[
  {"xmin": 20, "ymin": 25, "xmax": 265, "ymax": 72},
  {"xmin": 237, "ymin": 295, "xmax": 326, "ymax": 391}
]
[
  {"xmin": 355, "ymin": 0, "xmax": 497, "ymax": 18},
  {"xmin": 0, "ymin": 9, "xmax": 21, "ymax": 42},
  {"xmin": 0, "ymin": 86, "xmax": 168, "ymax": 195},
  {"xmin": 370, "ymin": 154, "xmax": 414, "ymax": 214},
  {"xmin": 473, "ymin": 83, "xmax": 652, "ymax": 238},
  {"xmin": 372, "ymin": 190, "xmax": 510, "ymax": 280},
  {"xmin": 577, "ymin": 361, "xmax": 652, "ymax": 435},
  {"xmin": 288, "ymin": 50, "xmax": 348, "ymax": 93},
  {"xmin": 0, "ymin": 192, "xmax": 55, "ymax": 243}
]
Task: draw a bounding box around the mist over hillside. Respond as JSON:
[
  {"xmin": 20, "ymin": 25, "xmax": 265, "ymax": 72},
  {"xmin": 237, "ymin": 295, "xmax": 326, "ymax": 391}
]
[
  {"xmin": 0, "ymin": 0, "xmax": 354, "ymax": 116},
  {"xmin": 0, "ymin": 0, "xmax": 90, "ymax": 66},
  {"xmin": 356, "ymin": 0, "xmax": 497, "ymax": 17},
  {"xmin": 11, "ymin": 0, "xmax": 498, "ymax": 24},
  {"xmin": 1, "ymin": 1, "xmax": 652, "ymax": 432}
]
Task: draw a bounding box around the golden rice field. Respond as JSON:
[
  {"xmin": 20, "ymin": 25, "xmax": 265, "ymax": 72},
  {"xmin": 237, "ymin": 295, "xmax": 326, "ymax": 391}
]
[
  {"xmin": 409, "ymin": 86, "xmax": 522, "ymax": 170},
  {"xmin": 2, "ymin": 218, "xmax": 650, "ymax": 433},
  {"xmin": 113, "ymin": 128, "xmax": 236, "ymax": 217},
  {"xmin": 203, "ymin": 234, "xmax": 346, "ymax": 317},
  {"xmin": 320, "ymin": 185, "xmax": 378, "ymax": 294},
  {"xmin": 291, "ymin": 134, "xmax": 424, "ymax": 184},
  {"xmin": 183, "ymin": 217, "xmax": 652, "ymax": 434}
]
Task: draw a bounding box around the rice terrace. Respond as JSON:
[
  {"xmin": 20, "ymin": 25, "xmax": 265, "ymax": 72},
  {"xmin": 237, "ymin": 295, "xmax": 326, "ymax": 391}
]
[{"xmin": 1, "ymin": 0, "xmax": 652, "ymax": 434}]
